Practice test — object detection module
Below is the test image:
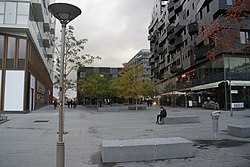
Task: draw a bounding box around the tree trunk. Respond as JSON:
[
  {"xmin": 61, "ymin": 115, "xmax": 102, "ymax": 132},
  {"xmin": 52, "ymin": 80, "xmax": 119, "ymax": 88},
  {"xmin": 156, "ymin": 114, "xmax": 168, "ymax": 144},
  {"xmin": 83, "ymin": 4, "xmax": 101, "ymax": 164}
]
[{"xmin": 135, "ymin": 99, "xmax": 138, "ymax": 111}]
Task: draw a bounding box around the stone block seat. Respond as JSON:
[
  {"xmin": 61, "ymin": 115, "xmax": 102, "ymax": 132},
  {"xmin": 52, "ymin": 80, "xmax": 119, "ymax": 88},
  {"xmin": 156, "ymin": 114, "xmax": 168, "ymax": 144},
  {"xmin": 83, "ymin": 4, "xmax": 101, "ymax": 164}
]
[
  {"xmin": 101, "ymin": 137, "xmax": 193, "ymax": 163},
  {"xmin": 164, "ymin": 116, "xmax": 199, "ymax": 124},
  {"xmin": 228, "ymin": 125, "xmax": 250, "ymax": 138}
]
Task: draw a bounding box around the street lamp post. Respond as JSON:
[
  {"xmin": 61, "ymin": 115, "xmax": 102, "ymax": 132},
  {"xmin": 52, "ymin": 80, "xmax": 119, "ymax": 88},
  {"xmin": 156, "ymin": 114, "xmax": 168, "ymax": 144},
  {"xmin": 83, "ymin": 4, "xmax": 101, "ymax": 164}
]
[{"xmin": 48, "ymin": 3, "xmax": 81, "ymax": 167}]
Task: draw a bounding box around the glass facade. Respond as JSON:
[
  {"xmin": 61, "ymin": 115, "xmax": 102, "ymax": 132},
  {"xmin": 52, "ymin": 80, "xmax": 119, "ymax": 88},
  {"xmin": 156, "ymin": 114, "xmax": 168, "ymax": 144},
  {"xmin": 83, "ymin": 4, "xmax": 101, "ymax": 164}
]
[
  {"xmin": 225, "ymin": 56, "xmax": 250, "ymax": 80},
  {"xmin": 6, "ymin": 37, "xmax": 15, "ymax": 68}
]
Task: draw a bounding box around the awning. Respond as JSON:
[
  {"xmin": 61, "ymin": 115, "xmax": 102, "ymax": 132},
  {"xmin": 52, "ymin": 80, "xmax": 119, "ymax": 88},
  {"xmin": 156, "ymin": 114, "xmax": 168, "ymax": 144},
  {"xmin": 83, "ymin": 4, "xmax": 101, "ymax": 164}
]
[
  {"xmin": 191, "ymin": 80, "xmax": 250, "ymax": 91},
  {"xmin": 191, "ymin": 81, "xmax": 222, "ymax": 91},
  {"xmin": 230, "ymin": 80, "xmax": 250, "ymax": 86},
  {"xmin": 162, "ymin": 91, "xmax": 186, "ymax": 96}
]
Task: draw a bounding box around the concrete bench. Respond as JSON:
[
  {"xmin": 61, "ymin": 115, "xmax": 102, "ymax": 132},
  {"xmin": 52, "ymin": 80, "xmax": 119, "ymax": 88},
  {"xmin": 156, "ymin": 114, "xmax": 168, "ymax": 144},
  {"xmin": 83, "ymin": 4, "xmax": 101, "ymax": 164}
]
[
  {"xmin": 128, "ymin": 105, "xmax": 146, "ymax": 110},
  {"xmin": 228, "ymin": 125, "xmax": 250, "ymax": 138},
  {"xmin": 101, "ymin": 137, "xmax": 193, "ymax": 163},
  {"xmin": 164, "ymin": 116, "xmax": 199, "ymax": 124}
]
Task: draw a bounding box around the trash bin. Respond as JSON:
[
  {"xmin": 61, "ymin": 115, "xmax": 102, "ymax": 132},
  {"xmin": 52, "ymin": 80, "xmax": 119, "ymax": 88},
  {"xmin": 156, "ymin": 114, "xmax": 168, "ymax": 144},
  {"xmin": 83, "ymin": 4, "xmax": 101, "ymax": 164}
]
[{"xmin": 210, "ymin": 111, "xmax": 221, "ymax": 140}]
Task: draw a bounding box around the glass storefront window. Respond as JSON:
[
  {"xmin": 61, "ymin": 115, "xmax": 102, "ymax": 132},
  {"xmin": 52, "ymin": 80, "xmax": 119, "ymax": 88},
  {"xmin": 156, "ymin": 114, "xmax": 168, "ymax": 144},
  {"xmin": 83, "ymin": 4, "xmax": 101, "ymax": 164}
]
[
  {"xmin": 229, "ymin": 57, "xmax": 246, "ymax": 72},
  {"xmin": 246, "ymin": 57, "xmax": 250, "ymax": 72},
  {"xmin": 19, "ymin": 39, "xmax": 26, "ymax": 59},
  {"xmin": 7, "ymin": 37, "xmax": 15, "ymax": 59},
  {"xmin": 0, "ymin": 35, "xmax": 3, "ymax": 59},
  {"xmin": 0, "ymin": 35, "xmax": 3, "ymax": 68}
]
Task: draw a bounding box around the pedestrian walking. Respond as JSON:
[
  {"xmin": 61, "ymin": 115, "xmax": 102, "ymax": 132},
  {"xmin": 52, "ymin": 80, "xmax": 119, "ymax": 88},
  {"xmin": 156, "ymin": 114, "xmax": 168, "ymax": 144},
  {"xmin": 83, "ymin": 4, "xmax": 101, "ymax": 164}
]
[{"xmin": 53, "ymin": 100, "xmax": 58, "ymax": 109}]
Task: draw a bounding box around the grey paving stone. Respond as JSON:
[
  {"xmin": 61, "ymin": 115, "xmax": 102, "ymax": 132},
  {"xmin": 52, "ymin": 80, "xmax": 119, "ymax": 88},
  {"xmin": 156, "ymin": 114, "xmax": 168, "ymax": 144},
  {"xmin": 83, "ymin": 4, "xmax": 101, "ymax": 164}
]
[{"xmin": 0, "ymin": 105, "xmax": 249, "ymax": 167}]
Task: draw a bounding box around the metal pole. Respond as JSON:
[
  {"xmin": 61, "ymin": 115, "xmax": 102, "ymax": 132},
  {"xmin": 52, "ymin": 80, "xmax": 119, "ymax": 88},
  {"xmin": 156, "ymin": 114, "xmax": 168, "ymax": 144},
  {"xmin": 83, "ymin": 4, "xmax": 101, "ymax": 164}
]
[
  {"xmin": 56, "ymin": 23, "xmax": 66, "ymax": 167},
  {"xmin": 185, "ymin": 93, "xmax": 187, "ymax": 109},
  {"xmin": 223, "ymin": 55, "xmax": 228, "ymax": 110},
  {"xmin": 229, "ymin": 80, "xmax": 233, "ymax": 117}
]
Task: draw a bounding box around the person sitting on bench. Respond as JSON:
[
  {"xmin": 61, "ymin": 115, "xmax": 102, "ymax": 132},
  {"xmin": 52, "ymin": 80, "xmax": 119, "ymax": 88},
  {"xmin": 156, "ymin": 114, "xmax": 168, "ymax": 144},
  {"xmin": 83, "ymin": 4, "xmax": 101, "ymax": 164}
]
[{"xmin": 156, "ymin": 106, "xmax": 167, "ymax": 124}]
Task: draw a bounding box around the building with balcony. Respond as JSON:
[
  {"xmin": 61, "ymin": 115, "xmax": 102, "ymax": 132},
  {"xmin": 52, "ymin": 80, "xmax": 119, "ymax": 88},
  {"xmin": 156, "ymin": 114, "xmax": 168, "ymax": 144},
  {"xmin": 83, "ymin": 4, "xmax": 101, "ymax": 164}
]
[
  {"xmin": 127, "ymin": 49, "xmax": 151, "ymax": 78},
  {"xmin": 149, "ymin": 0, "xmax": 250, "ymax": 109},
  {"xmin": 0, "ymin": 0, "xmax": 55, "ymax": 112}
]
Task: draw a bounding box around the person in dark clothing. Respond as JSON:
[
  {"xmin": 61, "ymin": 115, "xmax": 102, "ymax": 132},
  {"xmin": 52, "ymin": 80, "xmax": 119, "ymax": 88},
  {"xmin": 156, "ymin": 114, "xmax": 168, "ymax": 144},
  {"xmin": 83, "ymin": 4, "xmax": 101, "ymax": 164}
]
[
  {"xmin": 70, "ymin": 99, "xmax": 73, "ymax": 108},
  {"xmin": 156, "ymin": 106, "xmax": 167, "ymax": 124}
]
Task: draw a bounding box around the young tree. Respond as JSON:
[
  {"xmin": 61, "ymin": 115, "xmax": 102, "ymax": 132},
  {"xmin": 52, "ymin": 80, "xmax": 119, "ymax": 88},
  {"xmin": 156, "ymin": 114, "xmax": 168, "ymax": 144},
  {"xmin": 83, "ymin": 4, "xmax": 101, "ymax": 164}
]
[
  {"xmin": 202, "ymin": 0, "xmax": 250, "ymax": 61},
  {"xmin": 77, "ymin": 71, "xmax": 113, "ymax": 107},
  {"xmin": 112, "ymin": 63, "xmax": 155, "ymax": 110},
  {"xmin": 53, "ymin": 25, "xmax": 100, "ymax": 96}
]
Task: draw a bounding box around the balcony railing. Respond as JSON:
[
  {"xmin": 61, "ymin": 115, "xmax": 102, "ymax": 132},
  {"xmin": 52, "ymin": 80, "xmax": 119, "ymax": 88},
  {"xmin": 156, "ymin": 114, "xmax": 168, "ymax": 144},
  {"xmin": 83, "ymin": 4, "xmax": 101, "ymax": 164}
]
[
  {"xmin": 195, "ymin": 45, "xmax": 210, "ymax": 61},
  {"xmin": 187, "ymin": 22, "xmax": 198, "ymax": 35}
]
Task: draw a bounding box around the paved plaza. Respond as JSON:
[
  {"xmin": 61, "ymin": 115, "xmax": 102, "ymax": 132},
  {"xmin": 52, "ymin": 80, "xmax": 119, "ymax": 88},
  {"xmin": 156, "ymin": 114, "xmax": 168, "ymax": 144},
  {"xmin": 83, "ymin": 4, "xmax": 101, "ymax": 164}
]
[{"xmin": 0, "ymin": 105, "xmax": 250, "ymax": 167}]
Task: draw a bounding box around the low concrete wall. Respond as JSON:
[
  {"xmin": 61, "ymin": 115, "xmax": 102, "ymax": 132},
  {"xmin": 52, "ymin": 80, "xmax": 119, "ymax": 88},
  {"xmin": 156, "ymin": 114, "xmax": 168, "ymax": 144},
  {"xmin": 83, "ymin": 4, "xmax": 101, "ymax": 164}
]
[
  {"xmin": 98, "ymin": 106, "xmax": 127, "ymax": 112},
  {"xmin": 101, "ymin": 137, "xmax": 193, "ymax": 163},
  {"xmin": 228, "ymin": 125, "xmax": 250, "ymax": 138},
  {"xmin": 165, "ymin": 116, "xmax": 199, "ymax": 124}
]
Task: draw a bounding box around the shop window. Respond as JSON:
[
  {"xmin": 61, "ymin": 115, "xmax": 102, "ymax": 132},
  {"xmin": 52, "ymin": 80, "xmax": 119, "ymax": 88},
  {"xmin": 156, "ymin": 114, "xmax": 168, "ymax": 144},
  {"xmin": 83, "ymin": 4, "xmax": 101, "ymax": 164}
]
[
  {"xmin": 0, "ymin": 35, "xmax": 3, "ymax": 68},
  {"xmin": 6, "ymin": 37, "xmax": 16, "ymax": 69}
]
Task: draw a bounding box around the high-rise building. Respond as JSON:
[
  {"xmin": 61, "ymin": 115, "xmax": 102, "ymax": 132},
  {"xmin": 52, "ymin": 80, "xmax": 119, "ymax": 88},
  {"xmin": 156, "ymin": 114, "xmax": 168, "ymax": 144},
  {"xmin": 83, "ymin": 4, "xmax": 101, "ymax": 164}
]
[
  {"xmin": 0, "ymin": 0, "xmax": 55, "ymax": 112},
  {"xmin": 127, "ymin": 49, "xmax": 151, "ymax": 78},
  {"xmin": 149, "ymin": 0, "xmax": 250, "ymax": 109}
]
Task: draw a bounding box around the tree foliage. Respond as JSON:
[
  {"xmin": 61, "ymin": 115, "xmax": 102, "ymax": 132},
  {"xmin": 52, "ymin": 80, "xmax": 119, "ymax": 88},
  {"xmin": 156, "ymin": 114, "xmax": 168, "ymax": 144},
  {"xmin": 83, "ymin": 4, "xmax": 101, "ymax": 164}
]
[
  {"xmin": 202, "ymin": 0, "xmax": 250, "ymax": 61},
  {"xmin": 77, "ymin": 71, "xmax": 113, "ymax": 101},
  {"xmin": 54, "ymin": 25, "xmax": 100, "ymax": 95},
  {"xmin": 112, "ymin": 63, "xmax": 155, "ymax": 101}
]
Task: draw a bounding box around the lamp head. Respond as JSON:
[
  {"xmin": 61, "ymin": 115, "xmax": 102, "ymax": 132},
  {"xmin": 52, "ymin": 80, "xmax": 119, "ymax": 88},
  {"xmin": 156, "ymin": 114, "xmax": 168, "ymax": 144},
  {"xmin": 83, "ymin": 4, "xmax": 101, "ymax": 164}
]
[{"xmin": 48, "ymin": 3, "xmax": 81, "ymax": 25}]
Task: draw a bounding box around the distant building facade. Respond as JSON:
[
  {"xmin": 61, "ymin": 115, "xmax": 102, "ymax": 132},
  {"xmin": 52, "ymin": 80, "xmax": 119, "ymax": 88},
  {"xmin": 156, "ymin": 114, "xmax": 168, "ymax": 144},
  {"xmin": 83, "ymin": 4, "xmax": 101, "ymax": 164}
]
[
  {"xmin": 77, "ymin": 67, "xmax": 122, "ymax": 105},
  {"xmin": 0, "ymin": 0, "xmax": 55, "ymax": 112},
  {"xmin": 148, "ymin": 0, "xmax": 250, "ymax": 109},
  {"xmin": 127, "ymin": 49, "xmax": 151, "ymax": 78}
]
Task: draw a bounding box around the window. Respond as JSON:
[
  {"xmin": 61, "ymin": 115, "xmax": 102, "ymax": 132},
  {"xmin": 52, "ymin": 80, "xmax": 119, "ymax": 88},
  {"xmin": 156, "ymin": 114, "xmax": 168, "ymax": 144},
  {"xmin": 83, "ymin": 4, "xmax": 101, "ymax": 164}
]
[
  {"xmin": 187, "ymin": 10, "xmax": 189, "ymax": 17},
  {"xmin": 0, "ymin": 35, "xmax": 3, "ymax": 59},
  {"xmin": 5, "ymin": 2, "xmax": 17, "ymax": 24},
  {"xmin": 0, "ymin": 35, "xmax": 3, "ymax": 68},
  {"xmin": 7, "ymin": 37, "xmax": 15, "ymax": 59},
  {"xmin": 192, "ymin": 3, "xmax": 194, "ymax": 9},
  {"xmin": 240, "ymin": 31, "xmax": 250, "ymax": 44},
  {"xmin": 18, "ymin": 39, "xmax": 26, "ymax": 59},
  {"xmin": 227, "ymin": 0, "xmax": 233, "ymax": 5}
]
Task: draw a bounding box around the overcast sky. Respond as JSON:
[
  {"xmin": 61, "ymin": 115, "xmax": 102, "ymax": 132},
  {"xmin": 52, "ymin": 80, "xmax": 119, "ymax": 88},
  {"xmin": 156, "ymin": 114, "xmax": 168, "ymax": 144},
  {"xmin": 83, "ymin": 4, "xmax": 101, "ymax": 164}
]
[{"xmin": 55, "ymin": 0, "xmax": 156, "ymax": 67}]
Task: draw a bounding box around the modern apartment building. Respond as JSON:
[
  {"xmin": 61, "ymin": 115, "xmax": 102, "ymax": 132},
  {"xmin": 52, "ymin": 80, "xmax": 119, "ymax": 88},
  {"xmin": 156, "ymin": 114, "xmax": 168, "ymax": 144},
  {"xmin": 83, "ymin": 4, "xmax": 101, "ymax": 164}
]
[
  {"xmin": 77, "ymin": 67, "xmax": 122, "ymax": 105},
  {"xmin": 148, "ymin": 0, "xmax": 250, "ymax": 109},
  {"xmin": 0, "ymin": 0, "xmax": 55, "ymax": 112},
  {"xmin": 127, "ymin": 49, "xmax": 151, "ymax": 78}
]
